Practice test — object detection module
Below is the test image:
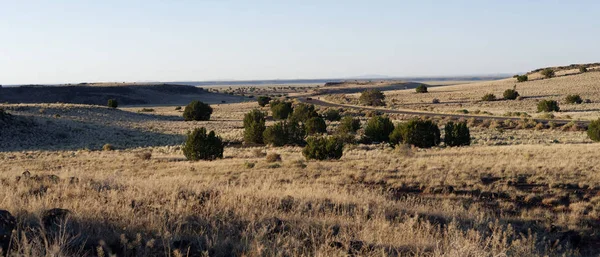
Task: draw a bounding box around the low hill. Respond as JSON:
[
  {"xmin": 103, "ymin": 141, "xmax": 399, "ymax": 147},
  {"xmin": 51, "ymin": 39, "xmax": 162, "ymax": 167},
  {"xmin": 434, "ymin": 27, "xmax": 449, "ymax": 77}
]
[{"xmin": 0, "ymin": 83, "xmax": 247, "ymax": 106}]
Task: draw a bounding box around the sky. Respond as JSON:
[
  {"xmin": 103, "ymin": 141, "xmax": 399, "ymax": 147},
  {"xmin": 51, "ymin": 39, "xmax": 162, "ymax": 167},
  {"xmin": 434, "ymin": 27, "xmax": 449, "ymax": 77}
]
[{"xmin": 1, "ymin": 1, "xmax": 600, "ymax": 84}]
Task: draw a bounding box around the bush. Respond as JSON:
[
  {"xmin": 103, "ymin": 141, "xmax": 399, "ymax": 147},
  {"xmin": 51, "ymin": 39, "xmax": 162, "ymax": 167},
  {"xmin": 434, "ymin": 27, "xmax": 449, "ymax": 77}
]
[
  {"xmin": 565, "ymin": 94, "xmax": 583, "ymax": 104},
  {"xmin": 481, "ymin": 93, "xmax": 496, "ymax": 101},
  {"xmin": 503, "ymin": 89, "xmax": 520, "ymax": 100},
  {"xmin": 587, "ymin": 119, "xmax": 600, "ymax": 142},
  {"xmin": 359, "ymin": 89, "xmax": 385, "ymax": 106},
  {"xmin": 541, "ymin": 68, "xmax": 555, "ymax": 78},
  {"xmin": 102, "ymin": 144, "xmax": 115, "ymax": 151},
  {"xmin": 432, "ymin": 98, "xmax": 440, "ymax": 104},
  {"xmin": 183, "ymin": 100, "xmax": 213, "ymax": 121},
  {"xmin": 537, "ymin": 100, "xmax": 560, "ymax": 112},
  {"xmin": 263, "ymin": 121, "xmax": 306, "ymax": 146},
  {"xmin": 243, "ymin": 109, "xmax": 266, "ymax": 144},
  {"xmin": 107, "ymin": 99, "xmax": 118, "ymax": 108},
  {"xmin": 270, "ymin": 100, "xmax": 293, "ymax": 120},
  {"xmin": 266, "ymin": 153, "xmax": 282, "ymax": 162},
  {"xmin": 323, "ymin": 109, "xmax": 341, "ymax": 121},
  {"xmin": 257, "ymin": 96, "xmax": 272, "ymax": 107},
  {"xmin": 444, "ymin": 122, "xmax": 471, "ymax": 147},
  {"xmin": 337, "ymin": 116, "xmax": 361, "ymax": 134},
  {"xmin": 135, "ymin": 151, "xmax": 152, "ymax": 160},
  {"xmin": 415, "ymin": 85, "xmax": 428, "ymax": 93},
  {"xmin": 516, "ymin": 75, "xmax": 528, "ymax": 82},
  {"xmin": 394, "ymin": 119, "xmax": 440, "ymax": 148},
  {"xmin": 580, "ymin": 67, "xmax": 588, "ymax": 73},
  {"xmin": 183, "ymin": 127, "xmax": 224, "ymax": 161},
  {"xmin": 138, "ymin": 108, "xmax": 154, "ymax": 112},
  {"xmin": 302, "ymin": 136, "xmax": 344, "ymax": 160},
  {"xmin": 289, "ymin": 103, "xmax": 319, "ymax": 123},
  {"xmin": 388, "ymin": 124, "xmax": 404, "ymax": 146},
  {"xmin": 304, "ymin": 116, "xmax": 327, "ymax": 135},
  {"xmin": 364, "ymin": 116, "xmax": 394, "ymax": 142},
  {"xmin": 175, "ymin": 106, "xmax": 182, "ymax": 111}
]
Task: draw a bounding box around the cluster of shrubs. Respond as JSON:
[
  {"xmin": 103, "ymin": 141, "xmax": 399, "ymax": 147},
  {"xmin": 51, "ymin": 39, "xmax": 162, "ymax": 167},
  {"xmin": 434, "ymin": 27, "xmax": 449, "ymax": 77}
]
[
  {"xmin": 364, "ymin": 116, "xmax": 469, "ymax": 148},
  {"xmin": 415, "ymin": 85, "xmax": 428, "ymax": 93},
  {"xmin": 359, "ymin": 89, "xmax": 385, "ymax": 106},
  {"xmin": 537, "ymin": 100, "xmax": 560, "ymax": 112},
  {"xmin": 516, "ymin": 75, "xmax": 528, "ymax": 82},
  {"xmin": 183, "ymin": 127, "xmax": 224, "ymax": 161},
  {"xmin": 565, "ymin": 94, "xmax": 583, "ymax": 104},
  {"xmin": 541, "ymin": 69, "xmax": 555, "ymax": 78}
]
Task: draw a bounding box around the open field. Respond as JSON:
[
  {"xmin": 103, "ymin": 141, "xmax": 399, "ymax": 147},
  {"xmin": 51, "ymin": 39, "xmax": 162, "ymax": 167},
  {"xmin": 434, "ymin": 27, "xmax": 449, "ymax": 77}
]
[
  {"xmin": 2, "ymin": 67, "xmax": 600, "ymax": 256},
  {"xmin": 323, "ymin": 68, "xmax": 600, "ymax": 121}
]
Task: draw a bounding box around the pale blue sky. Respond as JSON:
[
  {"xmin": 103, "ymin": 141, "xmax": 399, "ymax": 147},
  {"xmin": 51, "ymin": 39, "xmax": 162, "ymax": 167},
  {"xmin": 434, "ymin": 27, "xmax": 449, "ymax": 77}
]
[{"xmin": 1, "ymin": 1, "xmax": 599, "ymax": 84}]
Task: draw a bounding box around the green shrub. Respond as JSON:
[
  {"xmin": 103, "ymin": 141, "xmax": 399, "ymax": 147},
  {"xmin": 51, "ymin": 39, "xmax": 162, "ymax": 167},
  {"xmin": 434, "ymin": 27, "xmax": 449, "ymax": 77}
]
[
  {"xmin": 107, "ymin": 99, "xmax": 118, "ymax": 108},
  {"xmin": 257, "ymin": 96, "xmax": 272, "ymax": 107},
  {"xmin": 389, "ymin": 124, "xmax": 404, "ymax": 146},
  {"xmin": 481, "ymin": 93, "xmax": 496, "ymax": 101},
  {"xmin": 587, "ymin": 119, "xmax": 600, "ymax": 141},
  {"xmin": 304, "ymin": 116, "xmax": 327, "ymax": 135},
  {"xmin": 444, "ymin": 121, "xmax": 471, "ymax": 147},
  {"xmin": 323, "ymin": 109, "xmax": 341, "ymax": 121},
  {"xmin": 541, "ymin": 68, "xmax": 555, "ymax": 78},
  {"xmin": 415, "ymin": 85, "xmax": 428, "ymax": 93},
  {"xmin": 516, "ymin": 75, "xmax": 528, "ymax": 82},
  {"xmin": 359, "ymin": 89, "xmax": 385, "ymax": 106},
  {"xmin": 182, "ymin": 127, "xmax": 224, "ymax": 161},
  {"xmin": 302, "ymin": 136, "xmax": 344, "ymax": 160},
  {"xmin": 503, "ymin": 89, "xmax": 520, "ymax": 100},
  {"xmin": 565, "ymin": 94, "xmax": 583, "ymax": 104},
  {"xmin": 183, "ymin": 100, "xmax": 213, "ymax": 121},
  {"xmin": 537, "ymin": 100, "xmax": 560, "ymax": 112},
  {"xmin": 337, "ymin": 116, "xmax": 361, "ymax": 134},
  {"xmin": 364, "ymin": 116, "xmax": 394, "ymax": 142},
  {"xmin": 270, "ymin": 100, "xmax": 293, "ymax": 120},
  {"xmin": 289, "ymin": 103, "xmax": 319, "ymax": 123},
  {"xmin": 263, "ymin": 121, "xmax": 306, "ymax": 146},
  {"xmin": 395, "ymin": 119, "xmax": 440, "ymax": 148},
  {"xmin": 243, "ymin": 109, "xmax": 266, "ymax": 144},
  {"xmin": 580, "ymin": 67, "xmax": 588, "ymax": 73},
  {"xmin": 175, "ymin": 106, "xmax": 182, "ymax": 111}
]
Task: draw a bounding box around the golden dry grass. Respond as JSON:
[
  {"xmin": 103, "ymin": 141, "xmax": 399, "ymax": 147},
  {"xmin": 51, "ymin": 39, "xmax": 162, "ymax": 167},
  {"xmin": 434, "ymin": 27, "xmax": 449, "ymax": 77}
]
[
  {"xmin": 1, "ymin": 85, "xmax": 600, "ymax": 256},
  {"xmin": 326, "ymin": 68, "xmax": 600, "ymax": 121}
]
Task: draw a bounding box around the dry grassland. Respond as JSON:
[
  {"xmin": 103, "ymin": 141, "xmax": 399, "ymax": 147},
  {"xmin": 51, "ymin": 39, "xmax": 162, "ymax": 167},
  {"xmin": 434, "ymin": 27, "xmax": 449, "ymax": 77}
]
[
  {"xmin": 326, "ymin": 68, "xmax": 600, "ymax": 121},
  {"xmin": 1, "ymin": 85, "xmax": 600, "ymax": 256}
]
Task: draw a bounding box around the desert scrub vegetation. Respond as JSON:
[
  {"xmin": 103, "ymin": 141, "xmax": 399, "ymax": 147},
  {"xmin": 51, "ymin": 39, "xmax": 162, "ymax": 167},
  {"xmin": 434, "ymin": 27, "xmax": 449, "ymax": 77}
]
[
  {"xmin": 302, "ymin": 136, "xmax": 344, "ymax": 160},
  {"xmin": 337, "ymin": 116, "xmax": 361, "ymax": 135},
  {"xmin": 537, "ymin": 100, "xmax": 560, "ymax": 112},
  {"xmin": 359, "ymin": 89, "xmax": 385, "ymax": 106},
  {"xmin": 243, "ymin": 109, "xmax": 266, "ymax": 144},
  {"xmin": 541, "ymin": 68, "xmax": 556, "ymax": 78},
  {"xmin": 263, "ymin": 121, "xmax": 305, "ymax": 146},
  {"xmin": 481, "ymin": 93, "xmax": 496, "ymax": 101},
  {"xmin": 289, "ymin": 103, "xmax": 319, "ymax": 123},
  {"xmin": 587, "ymin": 119, "xmax": 600, "ymax": 142},
  {"xmin": 322, "ymin": 108, "xmax": 341, "ymax": 121},
  {"xmin": 304, "ymin": 116, "xmax": 327, "ymax": 135},
  {"xmin": 565, "ymin": 94, "xmax": 583, "ymax": 104},
  {"xmin": 183, "ymin": 100, "xmax": 213, "ymax": 121},
  {"xmin": 391, "ymin": 118, "xmax": 441, "ymax": 148},
  {"xmin": 444, "ymin": 121, "xmax": 471, "ymax": 147},
  {"xmin": 363, "ymin": 115, "xmax": 394, "ymax": 143},
  {"xmin": 183, "ymin": 127, "xmax": 224, "ymax": 161},
  {"xmin": 580, "ymin": 67, "xmax": 588, "ymax": 73},
  {"xmin": 107, "ymin": 98, "xmax": 118, "ymax": 108},
  {"xmin": 516, "ymin": 74, "xmax": 528, "ymax": 82},
  {"xmin": 415, "ymin": 84, "xmax": 428, "ymax": 93},
  {"xmin": 257, "ymin": 96, "xmax": 271, "ymax": 107},
  {"xmin": 270, "ymin": 100, "xmax": 293, "ymax": 120},
  {"xmin": 503, "ymin": 87, "xmax": 520, "ymax": 100}
]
